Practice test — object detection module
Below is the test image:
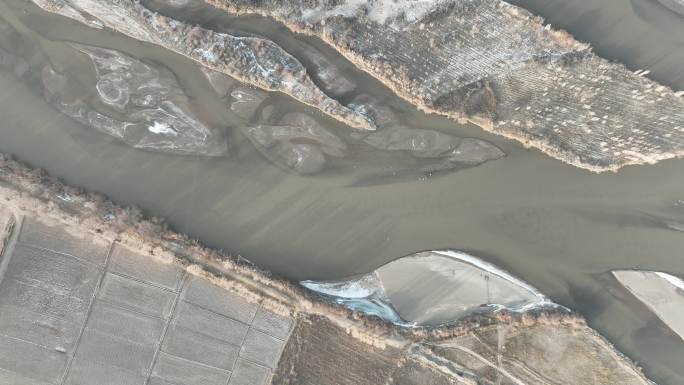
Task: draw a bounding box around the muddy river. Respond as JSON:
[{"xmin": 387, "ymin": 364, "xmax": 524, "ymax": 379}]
[{"xmin": 0, "ymin": 0, "xmax": 682, "ymax": 383}]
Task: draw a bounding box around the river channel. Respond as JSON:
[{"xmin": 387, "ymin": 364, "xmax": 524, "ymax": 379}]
[{"xmin": 0, "ymin": 0, "xmax": 682, "ymax": 383}]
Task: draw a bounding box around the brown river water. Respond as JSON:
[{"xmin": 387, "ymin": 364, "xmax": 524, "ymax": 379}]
[{"xmin": 0, "ymin": 0, "xmax": 682, "ymax": 383}]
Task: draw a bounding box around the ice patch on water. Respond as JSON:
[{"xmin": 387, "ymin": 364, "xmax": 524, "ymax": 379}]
[
  {"xmin": 302, "ymin": 272, "xmax": 381, "ymax": 298},
  {"xmin": 147, "ymin": 121, "xmax": 177, "ymax": 135},
  {"xmin": 655, "ymin": 272, "xmax": 684, "ymax": 291},
  {"xmin": 301, "ymin": 272, "xmax": 410, "ymax": 325},
  {"xmin": 613, "ymin": 270, "xmax": 684, "ymax": 341},
  {"xmin": 195, "ymin": 47, "xmax": 218, "ymax": 63},
  {"xmin": 230, "ymin": 87, "xmax": 267, "ymax": 119},
  {"xmin": 40, "ymin": 45, "xmax": 227, "ymax": 156},
  {"xmin": 433, "ymin": 250, "xmax": 551, "ymax": 307},
  {"xmin": 302, "ymin": 250, "xmax": 562, "ymax": 327},
  {"xmin": 242, "ymin": 112, "xmax": 346, "ymax": 175}
]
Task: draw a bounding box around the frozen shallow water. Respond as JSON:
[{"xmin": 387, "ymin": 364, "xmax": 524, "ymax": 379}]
[
  {"xmin": 302, "ymin": 250, "xmax": 557, "ymax": 327},
  {"xmin": 41, "ymin": 44, "xmax": 227, "ymax": 156}
]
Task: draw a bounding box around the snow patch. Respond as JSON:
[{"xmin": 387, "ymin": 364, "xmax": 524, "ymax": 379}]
[
  {"xmin": 147, "ymin": 121, "xmax": 177, "ymax": 135},
  {"xmin": 301, "ymin": 272, "xmax": 409, "ymax": 325},
  {"xmin": 302, "ymin": 272, "xmax": 383, "ymax": 299},
  {"xmin": 302, "ymin": 250, "xmax": 562, "ymax": 327},
  {"xmin": 301, "ymin": 0, "xmax": 454, "ymax": 27},
  {"xmin": 655, "ymin": 272, "xmax": 684, "ymax": 291}
]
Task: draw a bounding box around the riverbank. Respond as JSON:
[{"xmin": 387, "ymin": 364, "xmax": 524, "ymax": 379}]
[
  {"xmin": 0, "ymin": 152, "xmax": 656, "ymax": 384},
  {"xmin": 205, "ymin": 0, "xmax": 684, "ymax": 172}
]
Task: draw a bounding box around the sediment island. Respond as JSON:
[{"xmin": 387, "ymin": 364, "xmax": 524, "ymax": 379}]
[{"xmin": 31, "ymin": 0, "xmax": 684, "ymax": 172}]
